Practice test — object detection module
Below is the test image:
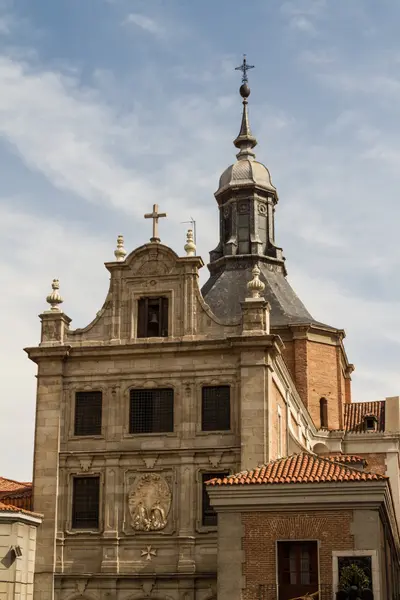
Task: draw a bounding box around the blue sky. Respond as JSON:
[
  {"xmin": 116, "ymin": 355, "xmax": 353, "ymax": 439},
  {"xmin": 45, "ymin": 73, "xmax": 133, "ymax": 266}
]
[{"xmin": 1, "ymin": 0, "xmax": 400, "ymax": 479}]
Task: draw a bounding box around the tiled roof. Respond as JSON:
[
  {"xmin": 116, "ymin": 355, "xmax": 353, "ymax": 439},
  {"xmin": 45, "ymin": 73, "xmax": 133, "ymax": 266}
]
[
  {"xmin": 0, "ymin": 477, "xmax": 31, "ymax": 494},
  {"xmin": 344, "ymin": 401, "xmax": 385, "ymax": 433},
  {"xmin": 206, "ymin": 453, "xmax": 387, "ymax": 486},
  {"xmin": 326, "ymin": 454, "xmax": 368, "ymax": 466},
  {"xmin": 0, "ymin": 501, "xmax": 41, "ymax": 519}
]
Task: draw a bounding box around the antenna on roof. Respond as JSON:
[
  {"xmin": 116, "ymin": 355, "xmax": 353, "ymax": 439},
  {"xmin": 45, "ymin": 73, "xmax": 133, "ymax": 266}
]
[{"xmin": 181, "ymin": 217, "xmax": 196, "ymax": 244}]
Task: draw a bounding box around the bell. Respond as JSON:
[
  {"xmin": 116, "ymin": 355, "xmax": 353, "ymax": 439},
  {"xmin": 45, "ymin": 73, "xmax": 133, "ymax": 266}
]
[{"xmin": 149, "ymin": 312, "xmax": 159, "ymax": 325}]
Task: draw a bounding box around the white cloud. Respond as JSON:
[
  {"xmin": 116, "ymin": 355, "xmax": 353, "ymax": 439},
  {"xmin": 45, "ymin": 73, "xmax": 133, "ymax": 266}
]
[{"xmin": 124, "ymin": 13, "xmax": 163, "ymax": 36}]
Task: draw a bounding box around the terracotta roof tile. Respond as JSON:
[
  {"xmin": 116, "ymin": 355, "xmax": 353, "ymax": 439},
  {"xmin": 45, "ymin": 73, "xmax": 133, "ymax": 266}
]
[
  {"xmin": 206, "ymin": 453, "xmax": 387, "ymax": 486},
  {"xmin": 0, "ymin": 477, "xmax": 31, "ymax": 494},
  {"xmin": 344, "ymin": 401, "xmax": 385, "ymax": 433},
  {"xmin": 0, "ymin": 500, "xmax": 41, "ymax": 519},
  {"xmin": 326, "ymin": 454, "xmax": 368, "ymax": 466}
]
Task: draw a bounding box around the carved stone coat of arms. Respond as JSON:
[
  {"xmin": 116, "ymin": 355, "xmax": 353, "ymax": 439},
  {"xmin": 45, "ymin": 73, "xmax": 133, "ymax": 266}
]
[{"xmin": 128, "ymin": 473, "xmax": 171, "ymax": 532}]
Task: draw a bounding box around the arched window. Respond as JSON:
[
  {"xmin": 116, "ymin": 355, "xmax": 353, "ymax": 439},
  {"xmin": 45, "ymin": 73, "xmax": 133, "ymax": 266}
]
[{"xmin": 319, "ymin": 398, "xmax": 328, "ymax": 429}]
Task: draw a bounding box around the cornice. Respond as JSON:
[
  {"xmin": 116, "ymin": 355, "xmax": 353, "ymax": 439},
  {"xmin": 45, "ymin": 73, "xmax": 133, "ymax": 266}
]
[{"xmin": 207, "ymin": 480, "xmax": 389, "ymax": 511}]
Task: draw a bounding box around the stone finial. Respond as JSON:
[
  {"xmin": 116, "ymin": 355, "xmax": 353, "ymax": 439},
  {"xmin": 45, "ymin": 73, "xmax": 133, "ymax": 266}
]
[
  {"xmin": 114, "ymin": 234, "xmax": 127, "ymax": 262},
  {"xmin": 247, "ymin": 264, "xmax": 265, "ymax": 299},
  {"xmin": 184, "ymin": 229, "xmax": 196, "ymax": 257},
  {"xmin": 46, "ymin": 279, "xmax": 63, "ymax": 312}
]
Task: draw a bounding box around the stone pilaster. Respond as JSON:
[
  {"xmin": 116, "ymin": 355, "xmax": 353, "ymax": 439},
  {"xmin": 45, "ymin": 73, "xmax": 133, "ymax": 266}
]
[
  {"xmin": 177, "ymin": 456, "xmax": 196, "ymax": 573},
  {"xmin": 101, "ymin": 456, "xmax": 120, "ymax": 573}
]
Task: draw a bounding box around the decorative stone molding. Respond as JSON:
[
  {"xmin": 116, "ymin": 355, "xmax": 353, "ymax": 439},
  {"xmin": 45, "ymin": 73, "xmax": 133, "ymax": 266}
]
[
  {"xmin": 142, "ymin": 455, "xmax": 159, "ymax": 469},
  {"xmin": 75, "ymin": 579, "xmax": 89, "ymax": 596},
  {"xmin": 79, "ymin": 457, "xmax": 93, "ymax": 473},
  {"xmin": 128, "ymin": 473, "xmax": 171, "ymax": 532},
  {"xmin": 209, "ymin": 452, "xmax": 224, "ymax": 468}
]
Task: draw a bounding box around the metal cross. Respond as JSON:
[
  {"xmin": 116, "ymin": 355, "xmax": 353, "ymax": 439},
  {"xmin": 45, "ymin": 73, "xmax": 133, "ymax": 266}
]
[
  {"xmin": 144, "ymin": 203, "xmax": 167, "ymax": 242},
  {"xmin": 141, "ymin": 546, "xmax": 157, "ymax": 561},
  {"xmin": 235, "ymin": 54, "xmax": 254, "ymax": 84}
]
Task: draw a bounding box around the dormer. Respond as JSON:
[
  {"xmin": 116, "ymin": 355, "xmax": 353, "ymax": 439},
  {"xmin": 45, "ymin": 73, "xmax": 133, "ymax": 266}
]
[{"xmin": 364, "ymin": 414, "xmax": 378, "ymax": 432}]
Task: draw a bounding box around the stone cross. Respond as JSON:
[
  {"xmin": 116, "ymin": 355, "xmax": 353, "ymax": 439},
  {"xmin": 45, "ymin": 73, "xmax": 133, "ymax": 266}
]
[{"xmin": 144, "ymin": 204, "xmax": 167, "ymax": 242}]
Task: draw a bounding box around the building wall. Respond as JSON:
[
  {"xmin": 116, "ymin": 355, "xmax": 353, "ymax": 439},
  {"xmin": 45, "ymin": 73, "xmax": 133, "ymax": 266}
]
[
  {"xmin": 269, "ymin": 381, "xmax": 287, "ymax": 460},
  {"xmin": 0, "ymin": 519, "xmax": 38, "ymax": 600},
  {"xmin": 241, "ymin": 510, "xmax": 354, "ymax": 600},
  {"xmin": 29, "ymin": 243, "xmax": 298, "ymax": 600},
  {"xmin": 279, "ymin": 333, "xmax": 348, "ymax": 431}
]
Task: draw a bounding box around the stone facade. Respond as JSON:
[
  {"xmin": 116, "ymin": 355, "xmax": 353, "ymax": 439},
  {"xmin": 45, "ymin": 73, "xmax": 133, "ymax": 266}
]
[{"xmin": 27, "ymin": 242, "xmax": 311, "ymax": 600}]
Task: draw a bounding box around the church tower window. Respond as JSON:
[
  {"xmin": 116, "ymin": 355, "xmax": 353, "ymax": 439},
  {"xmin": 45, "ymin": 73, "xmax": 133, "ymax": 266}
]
[
  {"xmin": 129, "ymin": 388, "xmax": 174, "ymax": 434},
  {"xmin": 319, "ymin": 398, "xmax": 328, "ymax": 429},
  {"xmin": 201, "ymin": 472, "xmax": 229, "ymax": 526},
  {"xmin": 72, "ymin": 476, "xmax": 100, "ymax": 530},
  {"xmin": 137, "ymin": 297, "xmax": 169, "ymax": 338},
  {"xmin": 74, "ymin": 391, "xmax": 102, "ymax": 436},
  {"xmin": 201, "ymin": 386, "xmax": 231, "ymax": 431}
]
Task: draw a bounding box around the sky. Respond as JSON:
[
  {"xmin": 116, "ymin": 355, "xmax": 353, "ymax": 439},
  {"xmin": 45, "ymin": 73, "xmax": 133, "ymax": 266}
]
[{"xmin": 1, "ymin": 0, "xmax": 400, "ymax": 480}]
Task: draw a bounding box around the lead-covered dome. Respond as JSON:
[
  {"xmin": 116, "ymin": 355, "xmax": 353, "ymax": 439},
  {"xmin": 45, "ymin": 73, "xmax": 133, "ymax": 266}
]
[{"xmin": 217, "ymin": 158, "xmax": 276, "ymax": 195}]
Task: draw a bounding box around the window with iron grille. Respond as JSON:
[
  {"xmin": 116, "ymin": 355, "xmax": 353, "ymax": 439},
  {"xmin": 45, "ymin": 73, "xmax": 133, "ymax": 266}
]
[
  {"xmin": 202, "ymin": 472, "xmax": 229, "ymax": 526},
  {"xmin": 137, "ymin": 297, "xmax": 169, "ymax": 338},
  {"xmin": 72, "ymin": 476, "xmax": 100, "ymax": 529},
  {"xmin": 129, "ymin": 388, "xmax": 174, "ymax": 434},
  {"xmin": 201, "ymin": 386, "xmax": 231, "ymax": 431},
  {"xmin": 74, "ymin": 391, "xmax": 102, "ymax": 436}
]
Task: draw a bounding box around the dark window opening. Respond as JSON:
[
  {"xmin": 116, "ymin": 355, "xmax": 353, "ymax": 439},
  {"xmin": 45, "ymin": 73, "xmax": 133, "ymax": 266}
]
[
  {"xmin": 364, "ymin": 416, "xmax": 377, "ymax": 431},
  {"xmin": 137, "ymin": 297, "xmax": 169, "ymax": 338},
  {"xmin": 319, "ymin": 397, "xmax": 328, "ymax": 429},
  {"xmin": 72, "ymin": 477, "xmax": 100, "ymax": 530},
  {"xmin": 278, "ymin": 541, "xmax": 318, "ymax": 600},
  {"xmin": 202, "ymin": 472, "xmax": 229, "ymax": 526},
  {"xmin": 74, "ymin": 391, "xmax": 102, "ymax": 436},
  {"xmin": 202, "ymin": 386, "xmax": 231, "ymax": 431},
  {"xmin": 129, "ymin": 388, "xmax": 174, "ymax": 434}
]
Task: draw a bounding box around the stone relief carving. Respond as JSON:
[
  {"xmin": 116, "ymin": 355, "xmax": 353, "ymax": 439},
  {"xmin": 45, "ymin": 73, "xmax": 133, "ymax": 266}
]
[
  {"xmin": 142, "ymin": 455, "xmax": 158, "ymax": 469},
  {"xmin": 208, "ymin": 452, "xmax": 224, "ymax": 468},
  {"xmin": 128, "ymin": 473, "xmax": 171, "ymax": 532},
  {"xmin": 137, "ymin": 260, "xmax": 169, "ymax": 276},
  {"xmin": 258, "ymin": 202, "xmax": 267, "ymax": 215},
  {"xmin": 79, "ymin": 457, "xmax": 93, "ymax": 473}
]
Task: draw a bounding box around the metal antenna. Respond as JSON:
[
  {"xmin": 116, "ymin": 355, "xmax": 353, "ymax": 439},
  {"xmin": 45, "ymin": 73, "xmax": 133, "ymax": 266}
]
[{"xmin": 181, "ymin": 217, "xmax": 196, "ymax": 244}]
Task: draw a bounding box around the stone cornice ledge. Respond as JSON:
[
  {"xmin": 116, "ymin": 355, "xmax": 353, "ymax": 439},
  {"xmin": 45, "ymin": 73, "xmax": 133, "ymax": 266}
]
[
  {"xmin": 208, "ymin": 480, "xmax": 389, "ymax": 512},
  {"xmin": 24, "ymin": 345, "xmax": 71, "ymax": 363}
]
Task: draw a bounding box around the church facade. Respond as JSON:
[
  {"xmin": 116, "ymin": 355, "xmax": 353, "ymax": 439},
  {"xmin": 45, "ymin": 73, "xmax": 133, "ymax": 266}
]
[{"xmin": 25, "ymin": 68, "xmax": 400, "ymax": 600}]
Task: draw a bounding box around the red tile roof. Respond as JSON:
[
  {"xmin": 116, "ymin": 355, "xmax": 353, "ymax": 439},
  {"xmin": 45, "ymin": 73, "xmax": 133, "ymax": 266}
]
[
  {"xmin": 0, "ymin": 501, "xmax": 41, "ymax": 519},
  {"xmin": 206, "ymin": 453, "xmax": 387, "ymax": 486},
  {"xmin": 326, "ymin": 454, "xmax": 368, "ymax": 466},
  {"xmin": 344, "ymin": 401, "xmax": 385, "ymax": 433},
  {"xmin": 0, "ymin": 477, "xmax": 31, "ymax": 494}
]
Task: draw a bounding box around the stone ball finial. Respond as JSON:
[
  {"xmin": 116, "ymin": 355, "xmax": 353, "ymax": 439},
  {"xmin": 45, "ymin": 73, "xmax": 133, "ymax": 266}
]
[
  {"xmin": 247, "ymin": 264, "xmax": 265, "ymax": 299},
  {"xmin": 46, "ymin": 279, "xmax": 63, "ymax": 312},
  {"xmin": 114, "ymin": 234, "xmax": 127, "ymax": 262},
  {"xmin": 184, "ymin": 229, "xmax": 196, "ymax": 257}
]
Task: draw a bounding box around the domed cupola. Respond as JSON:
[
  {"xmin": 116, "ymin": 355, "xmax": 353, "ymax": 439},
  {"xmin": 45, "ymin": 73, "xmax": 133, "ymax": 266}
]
[
  {"xmin": 201, "ymin": 56, "xmax": 317, "ymax": 327},
  {"xmin": 216, "ymin": 80, "xmax": 276, "ymax": 197}
]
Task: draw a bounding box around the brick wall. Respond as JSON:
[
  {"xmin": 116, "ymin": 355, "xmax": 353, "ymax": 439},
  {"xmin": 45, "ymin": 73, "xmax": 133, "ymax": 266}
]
[
  {"xmin": 281, "ymin": 334, "xmax": 351, "ymax": 431},
  {"xmin": 242, "ymin": 510, "xmax": 354, "ymax": 600},
  {"xmin": 360, "ymin": 453, "xmax": 387, "ymax": 475}
]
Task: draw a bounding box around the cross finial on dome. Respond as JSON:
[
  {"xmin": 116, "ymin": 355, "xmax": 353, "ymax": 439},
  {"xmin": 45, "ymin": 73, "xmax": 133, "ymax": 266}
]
[{"xmin": 234, "ymin": 55, "xmax": 257, "ymax": 161}]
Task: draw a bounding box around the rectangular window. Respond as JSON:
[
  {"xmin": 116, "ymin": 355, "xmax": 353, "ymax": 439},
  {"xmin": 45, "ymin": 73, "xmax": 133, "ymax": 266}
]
[
  {"xmin": 201, "ymin": 386, "xmax": 231, "ymax": 431},
  {"xmin": 137, "ymin": 297, "xmax": 169, "ymax": 338},
  {"xmin": 278, "ymin": 541, "xmax": 318, "ymax": 600},
  {"xmin": 72, "ymin": 477, "xmax": 100, "ymax": 530},
  {"xmin": 129, "ymin": 388, "xmax": 174, "ymax": 434},
  {"xmin": 202, "ymin": 472, "xmax": 229, "ymax": 526},
  {"xmin": 74, "ymin": 391, "xmax": 102, "ymax": 436}
]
